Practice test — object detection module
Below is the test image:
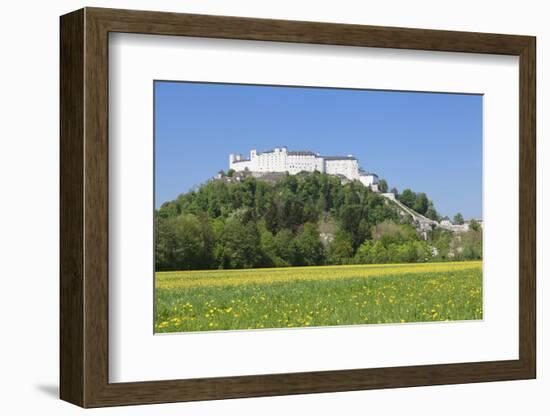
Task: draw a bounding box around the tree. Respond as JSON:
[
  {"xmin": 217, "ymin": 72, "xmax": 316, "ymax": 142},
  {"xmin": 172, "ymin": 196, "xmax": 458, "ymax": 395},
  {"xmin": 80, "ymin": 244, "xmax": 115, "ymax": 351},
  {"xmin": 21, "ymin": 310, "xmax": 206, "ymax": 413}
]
[
  {"xmin": 425, "ymin": 200, "xmax": 439, "ymax": 221},
  {"xmin": 285, "ymin": 174, "xmax": 298, "ymax": 193},
  {"xmin": 399, "ymin": 188, "xmax": 416, "ymax": 208},
  {"xmin": 428, "ymin": 228, "xmax": 453, "ymax": 260},
  {"xmin": 453, "ymin": 212, "xmax": 465, "ymax": 225},
  {"xmin": 277, "ymin": 194, "xmax": 304, "ymax": 232},
  {"xmin": 469, "ymin": 219, "xmax": 481, "ymax": 231},
  {"xmin": 157, "ymin": 201, "xmax": 179, "ymax": 219},
  {"xmin": 397, "ymin": 240, "xmax": 431, "ymax": 263},
  {"xmin": 413, "ymin": 192, "xmax": 429, "ymax": 215},
  {"xmin": 378, "ymin": 178, "xmax": 388, "ymax": 193},
  {"xmin": 461, "ymin": 227, "xmax": 482, "ymax": 260},
  {"xmin": 226, "ymin": 169, "xmax": 235, "ymax": 177},
  {"xmin": 327, "ymin": 232, "xmax": 354, "ymax": 264},
  {"xmin": 155, "ymin": 215, "xmax": 178, "ymax": 270},
  {"xmin": 372, "ymin": 220, "xmax": 417, "ymax": 246},
  {"xmin": 274, "ymin": 229, "xmax": 297, "ymax": 266},
  {"xmin": 156, "ymin": 213, "xmax": 215, "ymax": 270},
  {"xmin": 264, "ymin": 200, "xmax": 279, "ymax": 233},
  {"xmin": 294, "ymin": 223, "xmax": 325, "ymax": 266},
  {"xmin": 303, "ymin": 201, "xmax": 320, "ymax": 224},
  {"xmin": 339, "ymin": 204, "xmax": 363, "ymax": 247},
  {"xmin": 343, "ymin": 183, "xmax": 360, "ymax": 205},
  {"xmin": 354, "ymin": 240, "xmax": 373, "ymax": 264},
  {"xmin": 216, "ymin": 218, "xmax": 263, "ymax": 269},
  {"xmin": 369, "ymin": 241, "xmax": 389, "ymax": 264},
  {"xmin": 259, "ymin": 226, "xmax": 282, "ymax": 267}
]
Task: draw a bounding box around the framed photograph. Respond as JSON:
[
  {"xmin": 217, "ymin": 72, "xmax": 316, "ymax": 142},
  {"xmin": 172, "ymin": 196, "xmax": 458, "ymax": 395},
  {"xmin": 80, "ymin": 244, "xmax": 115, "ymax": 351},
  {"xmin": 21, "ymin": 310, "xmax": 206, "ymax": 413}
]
[{"xmin": 60, "ymin": 7, "xmax": 536, "ymax": 408}]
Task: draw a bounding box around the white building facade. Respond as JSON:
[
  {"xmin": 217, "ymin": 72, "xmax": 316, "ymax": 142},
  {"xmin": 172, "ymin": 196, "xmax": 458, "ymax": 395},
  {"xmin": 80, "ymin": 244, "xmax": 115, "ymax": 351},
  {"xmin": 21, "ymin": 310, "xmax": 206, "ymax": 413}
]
[{"xmin": 229, "ymin": 146, "xmax": 379, "ymax": 189}]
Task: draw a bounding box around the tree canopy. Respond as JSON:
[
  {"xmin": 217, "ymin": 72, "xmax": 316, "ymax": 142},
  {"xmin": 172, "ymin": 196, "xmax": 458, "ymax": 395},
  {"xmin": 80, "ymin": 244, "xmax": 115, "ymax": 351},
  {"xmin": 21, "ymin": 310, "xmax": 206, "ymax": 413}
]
[{"xmin": 155, "ymin": 172, "xmax": 480, "ymax": 270}]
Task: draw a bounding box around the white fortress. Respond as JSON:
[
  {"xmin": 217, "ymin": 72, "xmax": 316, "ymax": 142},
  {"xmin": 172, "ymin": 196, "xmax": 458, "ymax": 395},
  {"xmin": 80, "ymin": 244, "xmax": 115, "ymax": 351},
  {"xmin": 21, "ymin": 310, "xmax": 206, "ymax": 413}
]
[{"xmin": 229, "ymin": 146, "xmax": 379, "ymax": 190}]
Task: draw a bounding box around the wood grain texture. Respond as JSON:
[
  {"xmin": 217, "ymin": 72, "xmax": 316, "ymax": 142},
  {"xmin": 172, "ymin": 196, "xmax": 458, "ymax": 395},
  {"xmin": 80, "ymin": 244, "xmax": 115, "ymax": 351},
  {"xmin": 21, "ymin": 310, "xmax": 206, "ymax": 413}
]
[
  {"xmin": 59, "ymin": 7, "xmax": 537, "ymax": 408},
  {"xmin": 88, "ymin": 7, "xmax": 532, "ymax": 54},
  {"xmin": 83, "ymin": 10, "xmax": 110, "ymax": 406},
  {"xmin": 59, "ymin": 8, "xmax": 84, "ymax": 406},
  {"xmin": 518, "ymin": 38, "xmax": 536, "ymax": 376}
]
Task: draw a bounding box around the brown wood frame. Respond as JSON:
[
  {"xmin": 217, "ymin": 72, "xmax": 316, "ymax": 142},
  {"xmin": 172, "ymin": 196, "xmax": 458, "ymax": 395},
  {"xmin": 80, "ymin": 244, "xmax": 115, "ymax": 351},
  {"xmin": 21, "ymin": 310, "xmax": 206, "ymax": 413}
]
[{"xmin": 60, "ymin": 7, "xmax": 536, "ymax": 408}]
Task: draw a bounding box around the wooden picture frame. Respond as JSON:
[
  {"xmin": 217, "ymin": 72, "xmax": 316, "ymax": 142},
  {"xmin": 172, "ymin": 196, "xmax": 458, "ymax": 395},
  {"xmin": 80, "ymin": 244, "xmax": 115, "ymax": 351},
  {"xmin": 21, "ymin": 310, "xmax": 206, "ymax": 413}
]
[{"xmin": 60, "ymin": 7, "xmax": 536, "ymax": 408}]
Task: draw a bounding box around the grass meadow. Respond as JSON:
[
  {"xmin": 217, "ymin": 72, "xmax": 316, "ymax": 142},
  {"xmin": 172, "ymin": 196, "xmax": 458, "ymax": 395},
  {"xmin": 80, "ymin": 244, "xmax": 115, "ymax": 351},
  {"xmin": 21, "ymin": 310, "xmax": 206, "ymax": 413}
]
[{"xmin": 155, "ymin": 261, "xmax": 482, "ymax": 333}]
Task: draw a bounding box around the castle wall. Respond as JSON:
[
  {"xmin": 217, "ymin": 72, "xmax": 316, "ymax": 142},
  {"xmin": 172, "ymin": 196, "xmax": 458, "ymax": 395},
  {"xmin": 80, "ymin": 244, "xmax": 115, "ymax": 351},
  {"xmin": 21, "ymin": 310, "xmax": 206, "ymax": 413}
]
[
  {"xmin": 325, "ymin": 159, "xmax": 359, "ymax": 180},
  {"xmin": 229, "ymin": 153, "xmax": 253, "ymax": 171},
  {"xmin": 359, "ymin": 173, "xmax": 379, "ymax": 187},
  {"xmin": 286, "ymin": 154, "xmax": 318, "ymax": 174},
  {"xmin": 252, "ymin": 147, "xmax": 287, "ymax": 172}
]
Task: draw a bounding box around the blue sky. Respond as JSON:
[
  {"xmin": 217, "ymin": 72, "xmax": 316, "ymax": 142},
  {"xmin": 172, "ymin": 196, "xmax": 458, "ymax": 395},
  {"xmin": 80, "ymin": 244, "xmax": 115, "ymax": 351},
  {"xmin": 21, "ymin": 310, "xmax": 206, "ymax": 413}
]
[{"xmin": 155, "ymin": 81, "xmax": 482, "ymax": 219}]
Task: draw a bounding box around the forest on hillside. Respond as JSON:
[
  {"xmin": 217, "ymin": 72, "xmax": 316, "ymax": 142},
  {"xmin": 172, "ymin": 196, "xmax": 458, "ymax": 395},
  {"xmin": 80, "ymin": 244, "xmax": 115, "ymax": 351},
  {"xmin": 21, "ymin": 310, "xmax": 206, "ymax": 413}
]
[{"xmin": 155, "ymin": 171, "xmax": 482, "ymax": 271}]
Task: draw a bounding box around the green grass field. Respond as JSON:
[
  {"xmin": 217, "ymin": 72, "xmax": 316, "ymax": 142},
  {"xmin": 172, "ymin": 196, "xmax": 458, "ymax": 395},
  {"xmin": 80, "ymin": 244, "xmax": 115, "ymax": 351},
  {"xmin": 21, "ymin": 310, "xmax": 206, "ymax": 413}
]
[{"xmin": 155, "ymin": 261, "xmax": 482, "ymax": 333}]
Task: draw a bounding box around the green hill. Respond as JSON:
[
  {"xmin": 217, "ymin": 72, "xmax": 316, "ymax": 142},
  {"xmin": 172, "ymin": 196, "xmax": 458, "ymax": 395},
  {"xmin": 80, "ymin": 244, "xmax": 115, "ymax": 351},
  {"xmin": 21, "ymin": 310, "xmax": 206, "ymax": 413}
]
[{"xmin": 155, "ymin": 171, "xmax": 480, "ymax": 271}]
